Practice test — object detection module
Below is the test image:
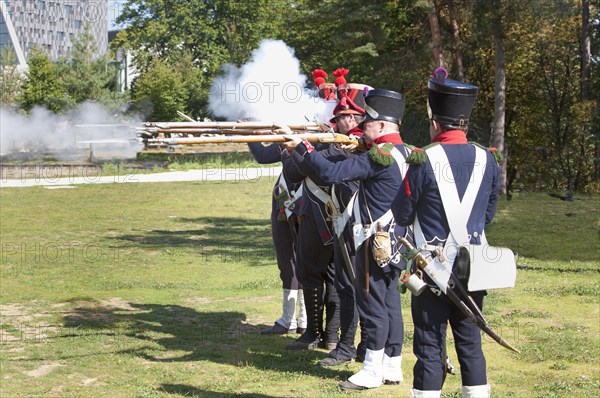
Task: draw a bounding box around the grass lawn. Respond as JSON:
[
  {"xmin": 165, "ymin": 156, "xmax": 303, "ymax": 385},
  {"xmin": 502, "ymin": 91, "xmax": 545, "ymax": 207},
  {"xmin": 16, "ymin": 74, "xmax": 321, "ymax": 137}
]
[{"xmin": 0, "ymin": 177, "xmax": 598, "ymax": 397}]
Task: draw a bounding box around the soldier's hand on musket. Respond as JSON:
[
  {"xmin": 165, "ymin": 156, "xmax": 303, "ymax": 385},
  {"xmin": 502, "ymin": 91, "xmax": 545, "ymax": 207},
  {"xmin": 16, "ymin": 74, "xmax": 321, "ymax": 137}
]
[
  {"xmin": 341, "ymin": 134, "xmax": 367, "ymax": 152},
  {"xmin": 340, "ymin": 133, "xmax": 360, "ymax": 152},
  {"xmin": 282, "ymin": 134, "xmax": 302, "ymax": 151},
  {"xmin": 273, "ymin": 124, "xmax": 294, "ymax": 135}
]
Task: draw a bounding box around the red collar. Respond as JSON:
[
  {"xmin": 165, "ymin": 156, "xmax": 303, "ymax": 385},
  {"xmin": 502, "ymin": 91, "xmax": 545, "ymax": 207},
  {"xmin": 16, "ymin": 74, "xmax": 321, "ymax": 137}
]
[
  {"xmin": 374, "ymin": 133, "xmax": 403, "ymax": 145},
  {"xmin": 432, "ymin": 130, "xmax": 468, "ymax": 144},
  {"xmin": 346, "ymin": 126, "xmax": 363, "ymax": 137}
]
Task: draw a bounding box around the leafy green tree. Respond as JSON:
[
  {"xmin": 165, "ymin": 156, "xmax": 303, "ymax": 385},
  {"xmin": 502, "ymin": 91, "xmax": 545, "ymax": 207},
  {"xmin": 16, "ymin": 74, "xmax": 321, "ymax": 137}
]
[
  {"xmin": 57, "ymin": 24, "xmax": 119, "ymax": 109},
  {"xmin": 131, "ymin": 57, "xmax": 188, "ymax": 121},
  {"xmin": 281, "ymin": 0, "xmax": 431, "ymax": 144},
  {"xmin": 17, "ymin": 47, "xmax": 67, "ymax": 113},
  {"xmin": 0, "ymin": 46, "xmax": 22, "ymax": 106},
  {"xmin": 282, "ymin": 0, "xmax": 395, "ymax": 86},
  {"xmin": 173, "ymin": 51, "xmax": 208, "ymax": 120}
]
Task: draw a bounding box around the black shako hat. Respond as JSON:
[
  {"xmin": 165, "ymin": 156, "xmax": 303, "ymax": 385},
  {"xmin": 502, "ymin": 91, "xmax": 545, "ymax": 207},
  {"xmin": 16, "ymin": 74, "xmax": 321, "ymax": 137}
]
[
  {"xmin": 428, "ymin": 69, "xmax": 478, "ymax": 127},
  {"xmin": 362, "ymin": 89, "xmax": 406, "ymax": 126}
]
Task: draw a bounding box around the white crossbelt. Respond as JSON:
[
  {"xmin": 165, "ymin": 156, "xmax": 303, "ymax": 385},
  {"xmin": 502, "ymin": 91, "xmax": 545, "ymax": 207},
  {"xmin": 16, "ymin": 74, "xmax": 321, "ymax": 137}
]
[
  {"xmin": 331, "ymin": 189, "xmax": 357, "ymax": 237},
  {"xmin": 304, "ymin": 177, "xmax": 332, "ymax": 206},
  {"xmin": 352, "ymin": 146, "xmax": 408, "ymax": 250},
  {"xmin": 413, "ymin": 144, "xmax": 487, "ymax": 292},
  {"xmin": 276, "ymin": 172, "xmax": 302, "ymax": 218}
]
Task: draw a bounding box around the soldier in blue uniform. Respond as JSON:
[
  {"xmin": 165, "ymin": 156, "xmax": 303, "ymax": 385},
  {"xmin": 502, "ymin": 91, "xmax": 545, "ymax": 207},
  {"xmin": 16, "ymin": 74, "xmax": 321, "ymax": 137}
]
[
  {"xmin": 281, "ymin": 134, "xmax": 343, "ymax": 352},
  {"xmin": 283, "ymin": 89, "xmax": 411, "ymax": 391},
  {"xmin": 391, "ymin": 69, "xmax": 500, "ymax": 398},
  {"xmin": 247, "ymin": 143, "xmax": 307, "ymax": 336},
  {"xmin": 280, "ymin": 77, "xmax": 342, "ymax": 351},
  {"xmin": 315, "ymin": 90, "xmax": 370, "ymax": 367}
]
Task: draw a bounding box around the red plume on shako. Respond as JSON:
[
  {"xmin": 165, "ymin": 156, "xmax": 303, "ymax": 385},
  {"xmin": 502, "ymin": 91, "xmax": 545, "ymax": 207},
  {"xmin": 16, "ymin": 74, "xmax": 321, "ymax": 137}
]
[
  {"xmin": 312, "ymin": 69, "xmax": 337, "ymax": 100},
  {"xmin": 332, "ymin": 68, "xmax": 349, "ymax": 92},
  {"xmin": 332, "ymin": 67, "xmax": 371, "ymax": 109},
  {"xmin": 311, "ymin": 69, "xmax": 328, "ymax": 87}
]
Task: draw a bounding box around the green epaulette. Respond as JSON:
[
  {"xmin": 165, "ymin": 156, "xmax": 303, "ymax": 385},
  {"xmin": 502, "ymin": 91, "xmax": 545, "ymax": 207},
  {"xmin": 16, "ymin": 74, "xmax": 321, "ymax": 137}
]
[
  {"xmin": 368, "ymin": 143, "xmax": 395, "ymax": 166},
  {"xmin": 471, "ymin": 142, "xmax": 504, "ymax": 164},
  {"xmin": 406, "ymin": 142, "xmax": 438, "ymax": 165}
]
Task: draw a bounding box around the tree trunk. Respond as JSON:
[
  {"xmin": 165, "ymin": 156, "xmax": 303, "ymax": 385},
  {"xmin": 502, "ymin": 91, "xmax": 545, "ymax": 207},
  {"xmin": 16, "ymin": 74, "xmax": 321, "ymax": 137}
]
[
  {"xmin": 490, "ymin": 0, "xmax": 507, "ymax": 197},
  {"xmin": 446, "ymin": 0, "xmax": 464, "ymax": 80},
  {"xmin": 427, "ymin": 0, "xmax": 444, "ymax": 68},
  {"xmin": 581, "ymin": 0, "xmax": 591, "ymax": 100}
]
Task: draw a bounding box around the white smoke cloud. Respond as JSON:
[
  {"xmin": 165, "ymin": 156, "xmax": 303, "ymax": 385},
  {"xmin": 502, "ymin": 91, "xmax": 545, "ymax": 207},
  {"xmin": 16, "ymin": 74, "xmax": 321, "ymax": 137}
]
[
  {"xmin": 208, "ymin": 39, "xmax": 336, "ymax": 124},
  {"xmin": 0, "ymin": 102, "xmax": 144, "ymax": 160}
]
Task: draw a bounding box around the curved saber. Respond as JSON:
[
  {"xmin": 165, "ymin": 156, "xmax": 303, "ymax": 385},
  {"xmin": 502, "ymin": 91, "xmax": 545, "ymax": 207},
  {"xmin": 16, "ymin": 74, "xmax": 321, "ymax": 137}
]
[{"xmin": 398, "ymin": 237, "xmax": 520, "ymax": 354}]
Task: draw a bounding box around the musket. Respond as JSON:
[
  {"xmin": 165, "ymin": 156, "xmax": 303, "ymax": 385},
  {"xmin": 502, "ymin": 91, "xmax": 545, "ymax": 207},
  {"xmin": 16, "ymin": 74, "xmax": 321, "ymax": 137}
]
[
  {"xmin": 143, "ymin": 133, "xmax": 359, "ymax": 147},
  {"xmin": 140, "ymin": 121, "xmax": 329, "ymax": 132},
  {"xmin": 398, "ymin": 236, "xmax": 520, "ymax": 354},
  {"xmin": 137, "ymin": 128, "xmax": 279, "ymax": 135}
]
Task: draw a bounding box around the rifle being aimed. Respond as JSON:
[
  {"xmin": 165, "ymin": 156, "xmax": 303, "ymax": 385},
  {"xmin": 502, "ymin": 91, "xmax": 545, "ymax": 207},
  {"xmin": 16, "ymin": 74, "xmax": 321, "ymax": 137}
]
[
  {"xmin": 143, "ymin": 132, "xmax": 359, "ymax": 147},
  {"xmin": 136, "ymin": 121, "xmax": 331, "ymax": 136}
]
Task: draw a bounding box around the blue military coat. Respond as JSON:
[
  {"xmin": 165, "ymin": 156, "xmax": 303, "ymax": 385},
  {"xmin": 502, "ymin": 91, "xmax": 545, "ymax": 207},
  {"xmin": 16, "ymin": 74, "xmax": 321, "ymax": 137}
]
[
  {"xmin": 391, "ymin": 132, "xmax": 500, "ymax": 248},
  {"xmin": 294, "ymin": 135, "xmax": 411, "ymax": 271}
]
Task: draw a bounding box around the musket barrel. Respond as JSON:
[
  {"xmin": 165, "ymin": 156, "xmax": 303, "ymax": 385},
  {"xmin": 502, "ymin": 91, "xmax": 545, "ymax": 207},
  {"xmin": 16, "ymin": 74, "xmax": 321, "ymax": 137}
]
[
  {"xmin": 147, "ymin": 122, "xmax": 326, "ymax": 131},
  {"xmin": 145, "ymin": 133, "xmax": 358, "ymax": 146},
  {"xmin": 148, "ymin": 135, "xmax": 289, "ymax": 144},
  {"xmin": 153, "ymin": 128, "xmax": 285, "ymax": 135}
]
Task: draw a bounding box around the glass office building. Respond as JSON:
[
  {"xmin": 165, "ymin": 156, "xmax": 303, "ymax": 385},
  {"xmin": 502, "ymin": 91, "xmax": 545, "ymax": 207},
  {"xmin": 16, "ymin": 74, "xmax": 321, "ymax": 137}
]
[{"xmin": 0, "ymin": 0, "xmax": 107, "ymax": 68}]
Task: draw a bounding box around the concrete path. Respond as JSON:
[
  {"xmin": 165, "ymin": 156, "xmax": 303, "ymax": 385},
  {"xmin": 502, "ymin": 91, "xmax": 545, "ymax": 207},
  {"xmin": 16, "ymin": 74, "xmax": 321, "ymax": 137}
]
[{"xmin": 0, "ymin": 167, "xmax": 282, "ymax": 188}]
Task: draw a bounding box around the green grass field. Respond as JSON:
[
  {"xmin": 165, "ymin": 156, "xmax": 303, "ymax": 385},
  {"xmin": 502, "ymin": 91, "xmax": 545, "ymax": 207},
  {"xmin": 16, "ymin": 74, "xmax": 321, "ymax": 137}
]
[{"xmin": 0, "ymin": 176, "xmax": 598, "ymax": 397}]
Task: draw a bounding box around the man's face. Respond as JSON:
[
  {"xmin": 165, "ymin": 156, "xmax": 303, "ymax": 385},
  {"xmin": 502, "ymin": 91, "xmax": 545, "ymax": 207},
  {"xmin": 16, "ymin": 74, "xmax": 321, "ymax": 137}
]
[
  {"xmin": 362, "ymin": 120, "xmax": 382, "ymax": 143},
  {"xmin": 334, "ymin": 114, "xmax": 356, "ymax": 134}
]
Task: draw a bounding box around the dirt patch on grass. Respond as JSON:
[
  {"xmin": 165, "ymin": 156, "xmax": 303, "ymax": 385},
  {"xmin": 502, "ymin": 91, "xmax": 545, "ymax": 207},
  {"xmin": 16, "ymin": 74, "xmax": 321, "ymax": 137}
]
[
  {"xmin": 0, "ymin": 303, "xmax": 60, "ymax": 341},
  {"xmin": 99, "ymin": 297, "xmax": 137, "ymax": 311},
  {"xmin": 62, "ymin": 297, "xmax": 140, "ymax": 327},
  {"xmin": 184, "ymin": 297, "xmax": 212, "ymax": 305},
  {"xmin": 80, "ymin": 377, "xmax": 98, "ymax": 386},
  {"xmin": 23, "ymin": 362, "xmax": 63, "ymax": 378},
  {"xmin": 0, "ymin": 303, "xmax": 35, "ymax": 322}
]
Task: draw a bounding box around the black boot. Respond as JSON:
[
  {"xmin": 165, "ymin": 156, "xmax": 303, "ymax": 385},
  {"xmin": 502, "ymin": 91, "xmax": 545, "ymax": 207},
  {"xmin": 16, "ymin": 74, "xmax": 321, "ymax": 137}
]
[
  {"xmin": 323, "ymin": 281, "xmax": 340, "ymax": 350},
  {"xmin": 329, "ymin": 284, "xmax": 358, "ymax": 361},
  {"xmin": 286, "ymin": 287, "xmax": 323, "ymax": 350}
]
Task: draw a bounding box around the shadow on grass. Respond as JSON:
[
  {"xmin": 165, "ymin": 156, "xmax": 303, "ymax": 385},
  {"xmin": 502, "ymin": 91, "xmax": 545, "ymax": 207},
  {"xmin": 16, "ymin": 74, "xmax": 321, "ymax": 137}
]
[
  {"xmin": 61, "ymin": 301, "xmax": 350, "ymax": 381},
  {"xmin": 159, "ymin": 384, "xmax": 276, "ymax": 397},
  {"xmin": 111, "ymin": 217, "xmax": 275, "ymax": 266}
]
